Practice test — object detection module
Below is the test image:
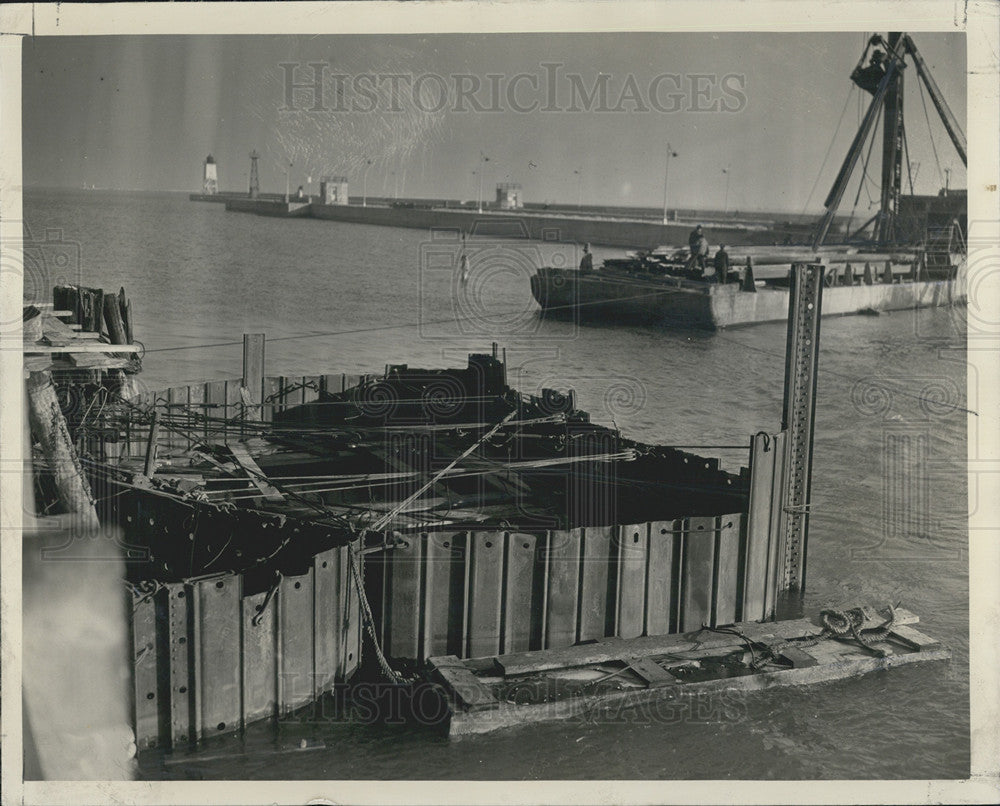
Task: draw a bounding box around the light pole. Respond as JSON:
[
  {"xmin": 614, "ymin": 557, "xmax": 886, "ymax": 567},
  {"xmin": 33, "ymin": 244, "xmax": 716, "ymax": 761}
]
[
  {"xmin": 723, "ymin": 165, "xmax": 731, "ymax": 215},
  {"xmin": 284, "ymin": 160, "xmax": 293, "ymax": 203},
  {"xmin": 477, "ymin": 152, "xmax": 490, "ymax": 213},
  {"xmin": 662, "ymin": 144, "xmax": 677, "ymax": 225},
  {"xmin": 391, "ymin": 170, "xmax": 398, "ymax": 201},
  {"xmin": 574, "ymin": 169, "xmax": 582, "ymax": 209},
  {"xmin": 362, "ymin": 158, "xmax": 372, "ymax": 206}
]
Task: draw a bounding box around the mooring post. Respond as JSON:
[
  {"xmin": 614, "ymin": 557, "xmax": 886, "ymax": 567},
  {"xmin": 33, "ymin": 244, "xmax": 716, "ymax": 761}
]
[
  {"xmin": 242, "ymin": 333, "xmax": 266, "ymax": 422},
  {"xmin": 25, "ymin": 371, "xmax": 100, "ymax": 531},
  {"xmin": 777, "ymin": 263, "xmax": 824, "ymax": 596}
]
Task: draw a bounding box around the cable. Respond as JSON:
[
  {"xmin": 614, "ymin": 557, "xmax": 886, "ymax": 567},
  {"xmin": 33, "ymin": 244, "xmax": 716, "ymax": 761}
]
[
  {"xmin": 801, "ymin": 83, "xmax": 856, "ymax": 215},
  {"xmin": 916, "ymin": 73, "xmax": 945, "ymax": 188}
]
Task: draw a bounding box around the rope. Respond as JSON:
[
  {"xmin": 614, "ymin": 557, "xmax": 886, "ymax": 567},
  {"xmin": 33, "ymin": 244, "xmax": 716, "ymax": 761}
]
[
  {"xmin": 819, "ymin": 604, "xmax": 897, "ymax": 657},
  {"xmin": 347, "ymin": 546, "xmax": 408, "ymax": 685}
]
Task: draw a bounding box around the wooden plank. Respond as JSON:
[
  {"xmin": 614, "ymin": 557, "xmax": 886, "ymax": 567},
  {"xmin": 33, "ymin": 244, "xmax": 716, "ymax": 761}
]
[
  {"xmin": 467, "ymin": 532, "xmax": 503, "ymax": 658},
  {"xmin": 763, "ymin": 431, "xmax": 787, "ymax": 619},
  {"xmin": 680, "ymin": 517, "xmax": 716, "ymax": 632},
  {"xmin": 888, "ymin": 624, "xmax": 942, "ymax": 651},
  {"xmin": 229, "ymin": 443, "xmax": 284, "ymax": 503},
  {"xmin": 242, "ymin": 334, "xmax": 265, "ymax": 418},
  {"xmin": 713, "ymin": 514, "xmax": 741, "ymax": 626},
  {"xmin": 627, "ymin": 657, "xmax": 677, "ymax": 688},
  {"xmin": 429, "ymin": 656, "xmax": 499, "ymax": 711},
  {"xmin": 778, "ymin": 646, "xmax": 819, "ymax": 668},
  {"xmin": 25, "ymin": 342, "xmax": 141, "ymax": 353},
  {"xmin": 616, "ymin": 523, "xmax": 647, "ymax": 639},
  {"xmin": 449, "ymin": 633, "xmax": 950, "ymax": 738},
  {"xmin": 577, "ymin": 526, "xmax": 613, "ymax": 642}
]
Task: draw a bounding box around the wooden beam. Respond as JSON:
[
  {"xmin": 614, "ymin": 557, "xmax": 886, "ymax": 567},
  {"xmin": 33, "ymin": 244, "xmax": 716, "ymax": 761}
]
[
  {"xmin": 428, "ymin": 656, "xmax": 499, "ymax": 711},
  {"xmin": 25, "ymin": 371, "xmax": 100, "ymax": 529},
  {"xmin": 228, "ymin": 442, "xmax": 285, "ymax": 503},
  {"xmin": 25, "ymin": 343, "xmax": 141, "ymax": 354}
]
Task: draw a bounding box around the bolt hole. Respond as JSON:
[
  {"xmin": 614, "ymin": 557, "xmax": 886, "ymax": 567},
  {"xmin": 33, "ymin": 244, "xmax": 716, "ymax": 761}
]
[
  {"xmin": 485, "ymin": 541, "xmax": 493, "ymax": 548},
  {"xmin": 522, "ymin": 542, "xmax": 530, "ymax": 549},
  {"xmin": 178, "ymin": 686, "xmax": 187, "ymax": 694},
  {"xmin": 660, "ymin": 529, "xmax": 668, "ymax": 535},
  {"xmin": 178, "ymin": 636, "xmax": 186, "ymax": 644},
  {"xmin": 443, "ymin": 542, "xmax": 450, "ymax": 548},
  {"xmin": 322, "ymin": 561, "xmax": 328, "ymax": 568},
  {"xmin": 697, "ymin": 524, "xmax": 704, "ymax": 530},
  {"xmin": 217, "ymin": 722, "xmax": 226, "ymax": 731},
  {"xmin": 348, "ymin": 652, "xmax": 353, "ymax": 661},
  {"xmin": 216, "ymin": 580, "xmax": 224, "ymax": 589},
  {"xmin": 146, "ymin": 692, "xmax": 155, "ymax": 700},
  {"xmin": 294, "ymin": 581, "xmax": 302, "ymax": 590},
  {"xmin": 177, "ymin": 590, "xmax": 185, "ymax": 598}
]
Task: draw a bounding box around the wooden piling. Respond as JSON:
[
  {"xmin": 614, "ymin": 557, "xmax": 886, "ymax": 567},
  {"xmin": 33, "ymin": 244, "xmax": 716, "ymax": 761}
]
[
  {"xmin": 103, "ymin": 293, "xmax": 128, "ymax": 346},
  {"xmin": 26, "ymin": 371, "xmax": 100, "ymax": 530},
  {"xmin": 242, "ymin": 334, "xmax": 265, "ymax": 421}
]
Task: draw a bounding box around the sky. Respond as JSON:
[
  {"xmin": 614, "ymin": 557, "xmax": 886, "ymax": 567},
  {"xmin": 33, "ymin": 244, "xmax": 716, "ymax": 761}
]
[{"xmin": 21, "ymin": 32, "xmax": 967, "ymax": 213}]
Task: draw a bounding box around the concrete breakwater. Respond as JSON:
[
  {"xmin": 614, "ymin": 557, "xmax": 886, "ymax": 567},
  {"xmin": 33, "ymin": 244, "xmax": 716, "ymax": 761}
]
[{"xmin": 206, "ymin": 196, "xmax": 791, "ymax": 248}]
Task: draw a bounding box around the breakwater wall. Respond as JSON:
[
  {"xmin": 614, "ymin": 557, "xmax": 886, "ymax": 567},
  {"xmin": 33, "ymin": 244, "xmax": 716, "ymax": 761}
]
[{"xmin": 305, "ymin": 203, "xmax": 782, "ymax": 248}]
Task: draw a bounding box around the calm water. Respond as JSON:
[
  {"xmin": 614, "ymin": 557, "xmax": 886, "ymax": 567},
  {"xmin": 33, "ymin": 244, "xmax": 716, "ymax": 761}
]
[{"xmin": 25, "ymin": 189, "xmax": 969, "ymax": 779}]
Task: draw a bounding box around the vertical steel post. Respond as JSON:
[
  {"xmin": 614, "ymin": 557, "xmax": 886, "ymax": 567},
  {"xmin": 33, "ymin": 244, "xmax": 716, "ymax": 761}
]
[{"xmin": 778, "ymin": 263, "xmax": 824, "ymax": 593}]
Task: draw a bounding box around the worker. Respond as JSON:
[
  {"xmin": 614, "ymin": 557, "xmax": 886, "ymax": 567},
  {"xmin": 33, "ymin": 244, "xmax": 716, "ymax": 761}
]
[
  {"xmin": 714, "ymin": 244, "xmax": 731, "ymax": 283},
  {"xmin": 579, "ymin": 243, "xmax": 594, "ymax": 273},
  {"xmin": 685, "ymin": 225, "xmax": 709, "ymax": 274}
]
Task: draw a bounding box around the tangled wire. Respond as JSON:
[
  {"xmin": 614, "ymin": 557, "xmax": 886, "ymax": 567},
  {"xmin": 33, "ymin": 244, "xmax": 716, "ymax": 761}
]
[{"xmin": 820, "ymin": 604, "xmax": 897, "ymax": 658}]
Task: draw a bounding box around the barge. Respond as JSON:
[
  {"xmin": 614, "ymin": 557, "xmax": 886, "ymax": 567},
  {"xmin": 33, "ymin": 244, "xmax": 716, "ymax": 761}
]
[
  {"xmin": 530, "ymin": 238, "xmax": 966, "ymax": 330},
  {"xmin": 533, "ymin": 32, "xmax": 968, "ymax": 331}
]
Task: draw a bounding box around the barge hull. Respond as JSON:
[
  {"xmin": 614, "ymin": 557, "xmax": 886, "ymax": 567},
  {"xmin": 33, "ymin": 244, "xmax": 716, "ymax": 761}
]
[{"xmin": 531, "ymin": 262, "xmax": 966, "ymax": 329}]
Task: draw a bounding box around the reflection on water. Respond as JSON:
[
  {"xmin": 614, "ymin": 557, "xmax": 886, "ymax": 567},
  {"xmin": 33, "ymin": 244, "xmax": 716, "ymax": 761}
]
[{"xmin": 25, "ymin": 189, "xmax": 969, "ymax": 779}]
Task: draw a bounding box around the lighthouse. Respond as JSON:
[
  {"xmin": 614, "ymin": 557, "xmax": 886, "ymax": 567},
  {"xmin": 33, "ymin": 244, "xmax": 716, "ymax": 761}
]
[{"xmin": 203, "ymin": 155, "xmax": 219, "ymax": 195}]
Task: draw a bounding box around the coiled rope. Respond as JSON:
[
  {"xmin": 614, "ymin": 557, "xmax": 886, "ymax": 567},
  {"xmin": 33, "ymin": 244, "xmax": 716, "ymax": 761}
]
[{"xmin": 819, "ymin": 604, "xmax": 897, "ymax": 658}]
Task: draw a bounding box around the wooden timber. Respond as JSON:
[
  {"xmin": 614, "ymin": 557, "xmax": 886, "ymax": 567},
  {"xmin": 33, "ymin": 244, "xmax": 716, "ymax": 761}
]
[{"xmin": 425, "ymin": 608, "xmax": 949, "ymax": 737}]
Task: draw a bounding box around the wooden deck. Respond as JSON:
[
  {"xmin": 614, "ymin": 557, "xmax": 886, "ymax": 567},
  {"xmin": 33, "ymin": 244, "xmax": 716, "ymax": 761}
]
[{"xmin": 423, "ymin": 607, "xmax": 949, "ymax": 737}]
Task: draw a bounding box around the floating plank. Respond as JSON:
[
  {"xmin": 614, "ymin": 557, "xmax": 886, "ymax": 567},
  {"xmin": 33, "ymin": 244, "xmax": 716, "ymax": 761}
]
[
  {"xmin": 228, "ymin": 443, "xmax": 285, "ymax": 503},
  {"xmin": 440, "ymin": 608, "xmax": 948, "ymax": 737},
  {"xmin": 888, "ymin": 624, "xmax": 942, "ymax": 651},
  {"xmin": 627, "ymin": 657, "xmax": 677, "ymax": 688},
  {"xmin": 428, "ymin": 655, "xmax": 499, "ymax": 711}
]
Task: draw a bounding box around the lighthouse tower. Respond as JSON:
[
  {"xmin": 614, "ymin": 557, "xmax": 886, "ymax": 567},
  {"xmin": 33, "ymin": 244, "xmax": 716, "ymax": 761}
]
[{"xmin": 203, "ymin": 155, "xmax": 219, "ymax": 195}]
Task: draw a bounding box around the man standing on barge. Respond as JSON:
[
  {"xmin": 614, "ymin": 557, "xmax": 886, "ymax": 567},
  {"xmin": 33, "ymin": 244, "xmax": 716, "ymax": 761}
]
[{"xmin": 686, "ymin": 224, "xmax": 709, "ymax": 274}]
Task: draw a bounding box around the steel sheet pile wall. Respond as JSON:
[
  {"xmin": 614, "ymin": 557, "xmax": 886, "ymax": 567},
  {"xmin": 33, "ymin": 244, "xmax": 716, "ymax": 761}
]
[
  {"xmin": 371, "ymin": 515, "xmax": 760, "ymax": 662},
  {"xmin": 131, "ymin": 545, "xmax": 362, "ymax": 750}
]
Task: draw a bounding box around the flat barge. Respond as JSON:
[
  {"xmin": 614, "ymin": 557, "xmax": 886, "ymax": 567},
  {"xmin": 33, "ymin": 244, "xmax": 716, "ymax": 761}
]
[{"xmin": 531, "ymin": 243, "xmax": 966, "ymax": 330}]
